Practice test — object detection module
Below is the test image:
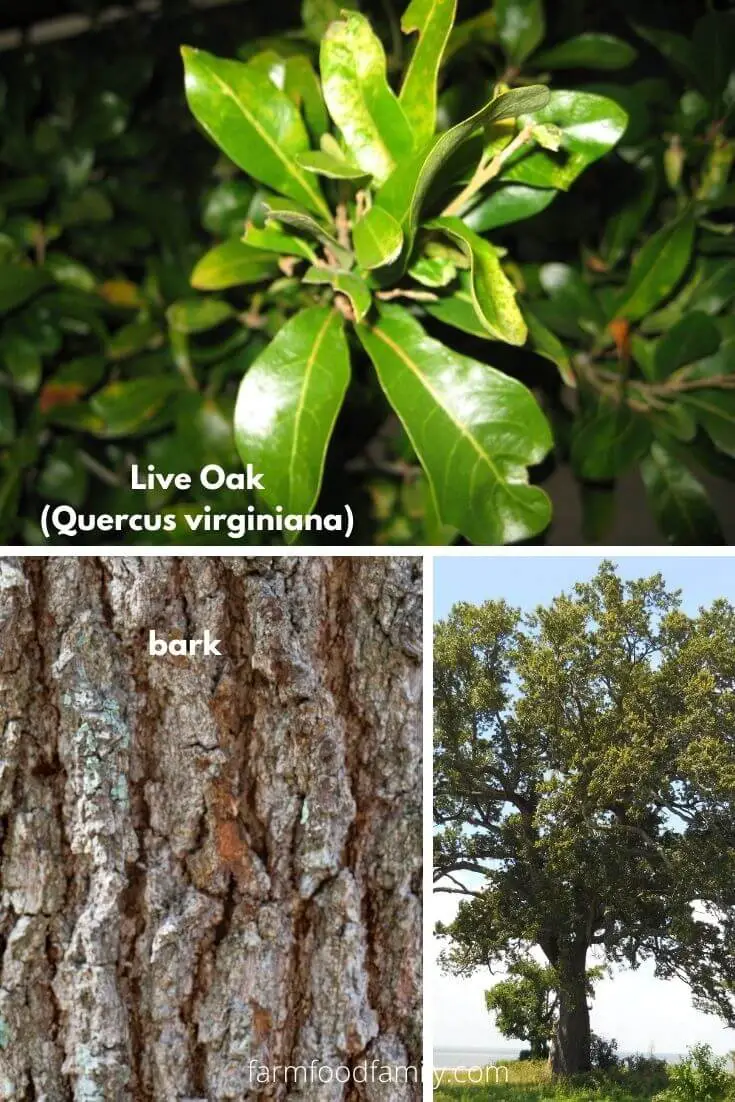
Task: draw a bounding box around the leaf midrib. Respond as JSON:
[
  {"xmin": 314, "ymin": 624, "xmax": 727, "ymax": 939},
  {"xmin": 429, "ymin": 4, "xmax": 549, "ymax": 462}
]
[
  {"xmin": 204, "ymin": 61, "xmax": 330, "ymax": 220},
  {"xmin": 288, "ymin": 310, "xmax": 338, "ymax": 504},
  {"xmin": 370, "ymin": 321, "xmax": 531, "ymax": 504}
]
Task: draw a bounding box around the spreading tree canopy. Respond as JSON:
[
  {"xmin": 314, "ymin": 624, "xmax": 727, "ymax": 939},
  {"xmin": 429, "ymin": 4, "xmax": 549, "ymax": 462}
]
[{"xmin": 434, "ymin": 563, "xmax": 735, "ymax": 1076}]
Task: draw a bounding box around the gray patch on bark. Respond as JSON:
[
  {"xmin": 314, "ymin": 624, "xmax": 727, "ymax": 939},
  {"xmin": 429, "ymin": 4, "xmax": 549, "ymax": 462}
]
[{"xmin": 0, "ymin": 557, "xmax": 422, "ymax": 1101}]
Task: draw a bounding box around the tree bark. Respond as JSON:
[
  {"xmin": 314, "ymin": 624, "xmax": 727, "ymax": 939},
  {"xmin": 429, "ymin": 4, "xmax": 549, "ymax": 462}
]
[
  {"xmin": 551, "ymin": 947, "xmax": 591, "ymax": 1077},
  {"xmin": 0, "ymin": 556, "xmax": 422, "ymax": 1101}
]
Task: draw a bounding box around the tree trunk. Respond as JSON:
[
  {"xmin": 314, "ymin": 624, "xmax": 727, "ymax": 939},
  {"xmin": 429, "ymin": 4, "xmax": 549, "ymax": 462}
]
[
  {"xmin": 0, "ymin": 557, "xmax": 422, "ymax": 1101},
  {"xmin": 551, "ymin": 948, "xmax": 591, "ymax": 1077}
]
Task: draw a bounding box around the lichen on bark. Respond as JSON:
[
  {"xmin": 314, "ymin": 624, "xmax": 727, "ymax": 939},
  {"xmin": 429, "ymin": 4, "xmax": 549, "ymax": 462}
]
[{"xmin": 0, "ymin": 557, "xmax": 422, "ymax": 1101}]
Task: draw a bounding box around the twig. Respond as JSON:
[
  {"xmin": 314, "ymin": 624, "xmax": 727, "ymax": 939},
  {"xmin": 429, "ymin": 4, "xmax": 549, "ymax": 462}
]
[
  {"xmin": 442, "ymin": 123, "xmax": 535, "ymax": 217},
  {"xmin": 375, "ymin": 287, "xmax": 439, "ymax": 302}
]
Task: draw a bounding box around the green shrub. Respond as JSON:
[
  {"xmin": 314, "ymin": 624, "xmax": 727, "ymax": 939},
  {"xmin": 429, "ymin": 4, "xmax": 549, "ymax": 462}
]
[{"xmin": 654, "ymin": 1045, "xmax": 735, "ymax": 1102}]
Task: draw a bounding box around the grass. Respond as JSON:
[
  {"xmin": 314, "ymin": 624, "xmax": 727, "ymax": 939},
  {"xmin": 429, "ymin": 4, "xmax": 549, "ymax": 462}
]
[{"xmin": 433, "ymin": 1060, "xmax": 668, "ymax": 1101}]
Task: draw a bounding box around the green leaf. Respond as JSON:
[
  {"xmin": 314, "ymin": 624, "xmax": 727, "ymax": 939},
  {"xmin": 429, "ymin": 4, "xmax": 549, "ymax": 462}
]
[
  {"xmin": 234, "ymin": 306, "xmax": 350, "ymax": 519},
  {"xmin": 201, "ymin": 179, "xmax": 256, "ymax": 237},
  {"xmin": 499, "ymin": 91, "xmax": 628, "ymax": 192},
  {"xmin": 653, "ymin": 313, "xmax": 721, "ymax": 380},
  {"xmin": 424, "ymin": 281, "xmax": 493, "ymax": 339},
  {"xmin": 681, "ymin": 391, "xmax": 735, "ymax": 458},
  {"xmin": 302, "ymin": 0, "xmax": 359, "ymax": 43},
  {"xmin": 284, "ymin": 56, "xmax": 328, "ymax": 141},
  {"xmin": 167, "ymin": 298, "xmax": 234, "ymax": 333},
  {"xmin": 408, "ymin": 251, "xmax": 457, "ymax": 288},
  {"xmin": 641, "ymin": 442, "xmax": 724, "ymax": 544},
  {"xmin": 242, "ymin": 222, "xmax": 318, "ymax": 262},
  {"xmin": 496, "ymin": 0, "xmax": 544, "ymax": 64},
  {"xmin": 399, "ymin": 0, "xmax": 457, "ymax": 146},
  {"xmin": 0, "ymin": 390, "xmax": 15, "ymax": 445},
  {"xmin": 523, "ymin": 305, "xmax": 575, "ymax": 387},
  {"xmin": 571, "ymin": 398, "xmax": 652, "ymax": 480},
  {"xmin": 303, "ymin": 266, "xmax": 372, "ymax": 322},
  {"xmin": 601, "ymin": 156, "xmax": 657, "ymax": 267},
  {"xmin": 692, "ymin": 12, "xmax": 735, "ymax": 106},
  {"xmin": 38, "ymin": 439, "xmax": 88, "ymax": 507},
  {"xmin": 89, "ymin": 377, "xmax": 183, "ymax": 436},
  {"xmin": 580, "ymin": 484, "xmax": 617, "ymax": 543},
  {"xmin": 264, "ymin": 197, "xmax": 353, "ymax": 268},
  {"xmin": 375, "ymin": 84, "xmax": 550, "ymax": 264},
  {"xmin": 191, "ymin": 240, "xmax": 279, "ymax": 290},
  {"xmin": 428, "ymin": 216, "xmax": 526, "ymax": 345},
  {"xmin": 534, "ymin": 34, "xmax": 637, "ymax": 71},
  {"xmin": 320, "ymin": 11, "xmax": 415, "ymax": 185},
  {"xmin": 613, "ymin": 210, "xmax": 695, "ymax": 322},
  {"xmin": 631, "ymin": 23, "xmax": 698, "ymax": 85},
  {"xmin": 685, "ymin": 317, "xmax": 735, "ymax": 381},
  {"xmin": 1, "ymin": 333, "xmax": 42, "ymax": 392},
  {"xmin": 688, "ymin": 258, "xmax": 735, "ymax": 316},
  {"xmin": 296, "ymin": 150, "xmax": 371, "ymax": 181},
  {"xmin": 44, "ymin": 252, "xmax": 97, "ymax": 292},
  {"xmin": 0, "ymin": 265, "xmax": 50, "ymax": 313},
  {"xmin": 357, "ymin": 302, "xmax": 552, "ymax": 544},
  {"xmin": 539, "ymin": 263, "xmax": 606, "ymax": 335},
  {"xmin": 352, "ymin": 205, "xmax": 404, "ymax": 270},
  {"xmin": 463, "ymin": 184, "xmax": 556, "ymax": 232},
  {"xmin": 181, "ymin": 46, "xmax": 329, "ymax": 218}
]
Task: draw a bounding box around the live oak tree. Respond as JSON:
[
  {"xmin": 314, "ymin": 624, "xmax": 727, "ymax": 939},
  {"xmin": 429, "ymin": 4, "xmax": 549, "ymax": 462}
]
[
  {"xmin": 434, "ymin": 562, "xmax": 735, "ymax": 1076},
  {"xmin": 0, "ymin": 557, "xmax": 421, "ymax": 1101}
]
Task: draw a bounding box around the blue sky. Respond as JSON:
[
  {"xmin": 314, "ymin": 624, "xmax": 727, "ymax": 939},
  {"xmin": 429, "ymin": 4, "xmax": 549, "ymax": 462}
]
[{"xmin": 433, "ymin": 554, "xmax": 735, "ymax": 1057}]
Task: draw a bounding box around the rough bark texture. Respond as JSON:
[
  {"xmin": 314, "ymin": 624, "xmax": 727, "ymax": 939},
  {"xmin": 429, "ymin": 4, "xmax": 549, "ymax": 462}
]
[
  {"xmin": 551, "ymin": 949, "xmax": 591, "ymax": 1077},
  {"xmin": 0, "ymin": 557, "xmax": 422, "ymax": 1101}
]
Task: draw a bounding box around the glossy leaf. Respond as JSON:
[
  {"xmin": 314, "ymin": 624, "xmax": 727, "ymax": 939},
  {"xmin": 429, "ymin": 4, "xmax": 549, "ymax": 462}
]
[
  {"xmin": 399, "ymin": 0, "xmax": 457, "ymax": 146},
  {"xmin": 631, "ymin": 23, "xmax": 697, "ymax": 84},
  {"xmin": 181, "ymin": 46, "xmax": 329, "ymax": 218},
  {"xmin": 303, "ymin": 266, "xmax": 372, "ymax": 322},
  {"xmin": 601, "ymin": 156, "xmax": 657, "ymax": 267},
  {"xmin": 201, "ymin": 179, "xmax": 255, "ymax": 237},
  {"xmin": 357, "ymin": 302, "xmax": 552, "ymax": 544},
  {"xmin": 1, "ymin": 333, "xmax": 42, "ymax": 393},
  {"xmin": 500, "ymin": 91, "xmax": 628, "ymax": 192},
  {"xmin": 264, "ymin": 197, "xmax": 353, "ymax": 268},
  {"xmin": 296, "ymin": 150, "xmax": 371, "ymax": 180},
  {"xmin": 496, "ymin": 0, "xmax": 544, "ymax": 64},
  {"xmin": 571, "ymin": 398, "xmax": 652, "ymax": 480},
  {"xmin": 424, "ymin": 281, "xmax": 492, "ymax": 339},
  {"xmin": 613, "ymin": 211, "xmax": 695, "ymax": 322},
  {"xmin": 90, "ymin": 377, "xmax": 183, "ymax": 436},
  {"xmin": 234, "ymin": 306, "xmax": 350, "ymax": 518},
  {"xmin": 353, "ymin": 205, "xmax": 404, "ymax": 270},
  {"xmin": 320, "ymin": 12, "xmax": 415, "ymax": 184},
  {"xmin": 0, "ymin": 265, "xmax": 49, "ymax": 313},
  {"xmin": 688, "ymin": 258, "xmax": 735, "ymax": 316},
  {"xmin": 243, "ymin": 222, "xmax": 318, "ymax": 262},
  {"xmin": 408, "ymin": 252, "xmax": 457, "ymax": 288},
  {"xmin": 464, "ymin": 184, "xmax": 556, "ymax": 232},
  {"xmin": 534, "ymin": 34, "xmax": 637, "ymax": 71},
  {"xmin": 523, "ymin": 305, "xmax": 575, "ymax": 386},
  {"xmin": 653, "ymin": 313, "xmax": 721, "ymax": 380},
  {"xmin": 682, "ymin": 391, "xmax": 735, "ymax": 458},
  {"xmin": 284, "ymin": 56, "xmax": 328, "ymax": 141},
  {"xmin": 167, "ymin": 298, "xmax": 234, "ymax": 333},
  {"xmin": 539, "ymin": 263, "xmax": 606, "ymax": 334},
  {"xmin": 191, "ymin": 240, "xmax": 279, "ymax": 290},
  {"xmin": 375, "ymin": 85, "xmax": 550, "ymax": 263},
  {"xmin": 428, "ymin": 217, "xmax": 526, "ymax": 345},
  {"xmin": 641, "ymin": 442, "xmax": 724, "ymax": 544}
]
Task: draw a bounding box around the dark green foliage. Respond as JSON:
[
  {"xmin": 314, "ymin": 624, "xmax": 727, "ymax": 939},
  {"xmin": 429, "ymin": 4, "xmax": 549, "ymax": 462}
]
[{"xmin": 1, "ymin": 0, "xmax": 733, "ymax": 543}]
